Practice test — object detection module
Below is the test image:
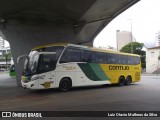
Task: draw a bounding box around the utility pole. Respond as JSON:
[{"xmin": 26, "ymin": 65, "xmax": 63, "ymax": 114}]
[{"xmin": 127, "ymin": 19, "xmax": 133, "ymax": 53}]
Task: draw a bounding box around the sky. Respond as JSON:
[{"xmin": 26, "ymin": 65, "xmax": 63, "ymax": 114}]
[{"xmin": 94, "ymin": 0, "xmax": 160, "ymax": 48}]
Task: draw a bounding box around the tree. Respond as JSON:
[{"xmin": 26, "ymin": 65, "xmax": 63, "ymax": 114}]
[
  {"xmin": 120, "ymin": 42, "xmax": 146, "ymax": 68},
  {"xmin": 3, "ymin": 52, "xmax": 11, "ymax": 70}
]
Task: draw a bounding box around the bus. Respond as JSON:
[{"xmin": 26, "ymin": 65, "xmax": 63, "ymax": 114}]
[{"xmin": 17, "ymin": 43, "xmax": 141, "ymax": 91}]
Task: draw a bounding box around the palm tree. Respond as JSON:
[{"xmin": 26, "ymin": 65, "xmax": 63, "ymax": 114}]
[{"xmin": 3, "ymin": 52, "xmax": 11, "ymax": 70}]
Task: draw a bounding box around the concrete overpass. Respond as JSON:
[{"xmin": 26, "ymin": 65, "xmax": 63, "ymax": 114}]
[{"xmin": 0, "ymin": 0, "xmax": 139, "ymax": 86}]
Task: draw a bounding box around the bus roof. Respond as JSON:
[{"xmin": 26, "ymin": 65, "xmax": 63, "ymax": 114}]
[
  {"xmin": 32, "ymin": 42, "xmax": 68, "ymax": 50},
  {"xmin": 32, "ymin": 42, "xmax": 140, "ymax": 57},
  {"xmin": 67, "ymin": 43, "xmax": 140, "ymax": 57}
]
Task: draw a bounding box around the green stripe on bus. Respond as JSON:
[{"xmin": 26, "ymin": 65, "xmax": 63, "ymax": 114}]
[
  {"xmin": 89, "ymin": 63, "xmax": 110, "ymax": 81},
  {"xmin": 78, "ymin": 63, "xmax": 101, "ymax": 81},
  {"xmin": 78, "ymin": 63, "xmax": 110, "ymax": 81}
]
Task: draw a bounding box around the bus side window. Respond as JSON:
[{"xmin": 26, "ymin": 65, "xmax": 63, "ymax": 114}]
[
  {"xmin": 71, "ymin": 49, "xmax": 81, "ymax": 62},
  {"xmin": 59, "ymin": 47, "xmax": 81, "ymax": 63},
  {"xmin": 107, "ymin": 54, "xmax": 111, "ymax": 64},
  {"xmin": 90, "ymin": 52, "xmax": 96, "ymax": 63},
  {"xmin": 38, "ymin": 54, "xmax": 56, "ymax": 73},
  {"xmin": 99, "ymin": 52, "xmax": 106, "ymax": 63},
  {"xmin": 134, "ymin": 56, "xmax": 140, "ymax": 65},
  {"xmin": 110, "ymin": 54, "xmax": 115, "ymax": 64},
  {"xmin": 59, "ymin": 48, "xmax": 71, "ymax": 63},
  {"xmin": 120, "ymin": 55, "xmax": 128, "ymax": 64},
  {"xmin": 90, "ymin": 52, "xmax": 106, "ymax": 63},
  {"xmin": 116, "ymin": 55, "xmax": 120, "ymax": 64},
  {"xmin": 81, "ymin": 50, "xmax": 91, "ymax": 62},
  {"xmin": 128, "ymin": 56, "xmax": 135, "ymax": 65},
  {"xmin": 65, "ymin": 47, "xmax": 81, "ymax": 62},
  {"xmin": 90, "ymin": 52, "xmax": 100, "ymax": 63},
  {"xmin": 103, "ymin": 53, "xmax": 109, "ymax": 64}
]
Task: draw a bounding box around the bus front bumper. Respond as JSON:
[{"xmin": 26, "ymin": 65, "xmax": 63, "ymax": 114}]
[{"xmin": 21, "ymin": 81, "xmax": 38, "ymax": 89}]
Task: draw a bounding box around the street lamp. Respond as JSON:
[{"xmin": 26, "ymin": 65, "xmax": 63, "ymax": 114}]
[
  {"xmin": 127, "ymin": 19, "xmax": 133, "ymax": 53},
  {"xmin": 116, "ymin": 30, "xmax": 120, "ymax": 51}
]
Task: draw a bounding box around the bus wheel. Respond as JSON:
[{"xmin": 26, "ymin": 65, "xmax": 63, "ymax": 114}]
[
  {"xmin": 125, "ymin": 76, "xmax": 132, "ymax": 86},
  {"xmin": 59, "ymin": 78, "xmax": 72, "ymax": 92},
  {"xmin": 118, "ymin": 76, "xmax": 125, "ymax": 86}
]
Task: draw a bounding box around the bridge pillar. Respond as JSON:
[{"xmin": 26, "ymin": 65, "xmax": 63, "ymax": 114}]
[{"xmin": 1, "ymin": 20, "xmax": 89, "ymax": 86}]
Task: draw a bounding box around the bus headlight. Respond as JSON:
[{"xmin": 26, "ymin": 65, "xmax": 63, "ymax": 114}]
[{"xmin": 21, "ymin": 76, "xmax": 31, "ymax": 83}]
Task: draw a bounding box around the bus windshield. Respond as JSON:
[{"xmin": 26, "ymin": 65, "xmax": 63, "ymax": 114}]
[
  {"xmin": 23, "ymin": 46, "xmax": 64, "ymax": 76},
  {"xmin": 23, "ymin": 51, "xmax": 39, "ymax": 76}
]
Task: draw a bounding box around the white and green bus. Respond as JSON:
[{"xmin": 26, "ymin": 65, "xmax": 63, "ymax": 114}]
[{"xmin": 18, "ymin": 43, "xmax": 141, "ymax": 91}]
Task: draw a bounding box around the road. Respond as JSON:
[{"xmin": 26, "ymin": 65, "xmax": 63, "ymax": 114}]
[
  {"xmin": 0, "ymin": 72, "xmax": 160, "ymax": 119},
  {"xmin": 0, "ymin": 71, "xmax": 17, "ymax": 87}
]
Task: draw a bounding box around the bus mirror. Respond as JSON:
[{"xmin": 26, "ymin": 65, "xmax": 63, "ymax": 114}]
[{"xmin": 17, "ymin": 55, "xmax": 28, "ymax": 63}]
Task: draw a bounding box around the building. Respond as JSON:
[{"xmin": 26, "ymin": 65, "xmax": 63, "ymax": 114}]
[
  {"xmin": 0, "ymin": 37, "xmax": 5, "ymax": 48},
  {"xmin": 0, "ymin": 47, "xmax": 11, "ymax": 70},
  {"xmin": 116, "ymin": 30, "xmax": 136, "ymax": 51},
  {"xmin": 146, "ymin": 46, "xmax": 160, "ymax": 74},
  {"xmin": 155, "ymin": 31, "xmax": 160, "ymax": 46},
  {"xmin": 0, "ymin": 47, "xmax": 10, "ymax": 57}
]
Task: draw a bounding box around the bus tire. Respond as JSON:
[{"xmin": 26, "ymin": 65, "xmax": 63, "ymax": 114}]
[
  {"xmin": 125, "ymin": 76, "xmax": 132, "ymax": 86},
  {"xmin": 59, "ymin": 78, "xmax": 72, "ymax": 92},
  {"xmin": 118, "ymin": 76, "xmax": 125, "ymax": 86}
]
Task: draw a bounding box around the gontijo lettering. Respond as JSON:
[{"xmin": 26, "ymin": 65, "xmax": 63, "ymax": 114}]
[{"xmin": 109, "ymin": 66, "xmax": 129, "ymax": 70}]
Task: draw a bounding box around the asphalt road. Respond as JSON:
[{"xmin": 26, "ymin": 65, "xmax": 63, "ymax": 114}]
[{"xmin": 0, "ymin": 72, "xmax": 160, "ymax": 120}]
